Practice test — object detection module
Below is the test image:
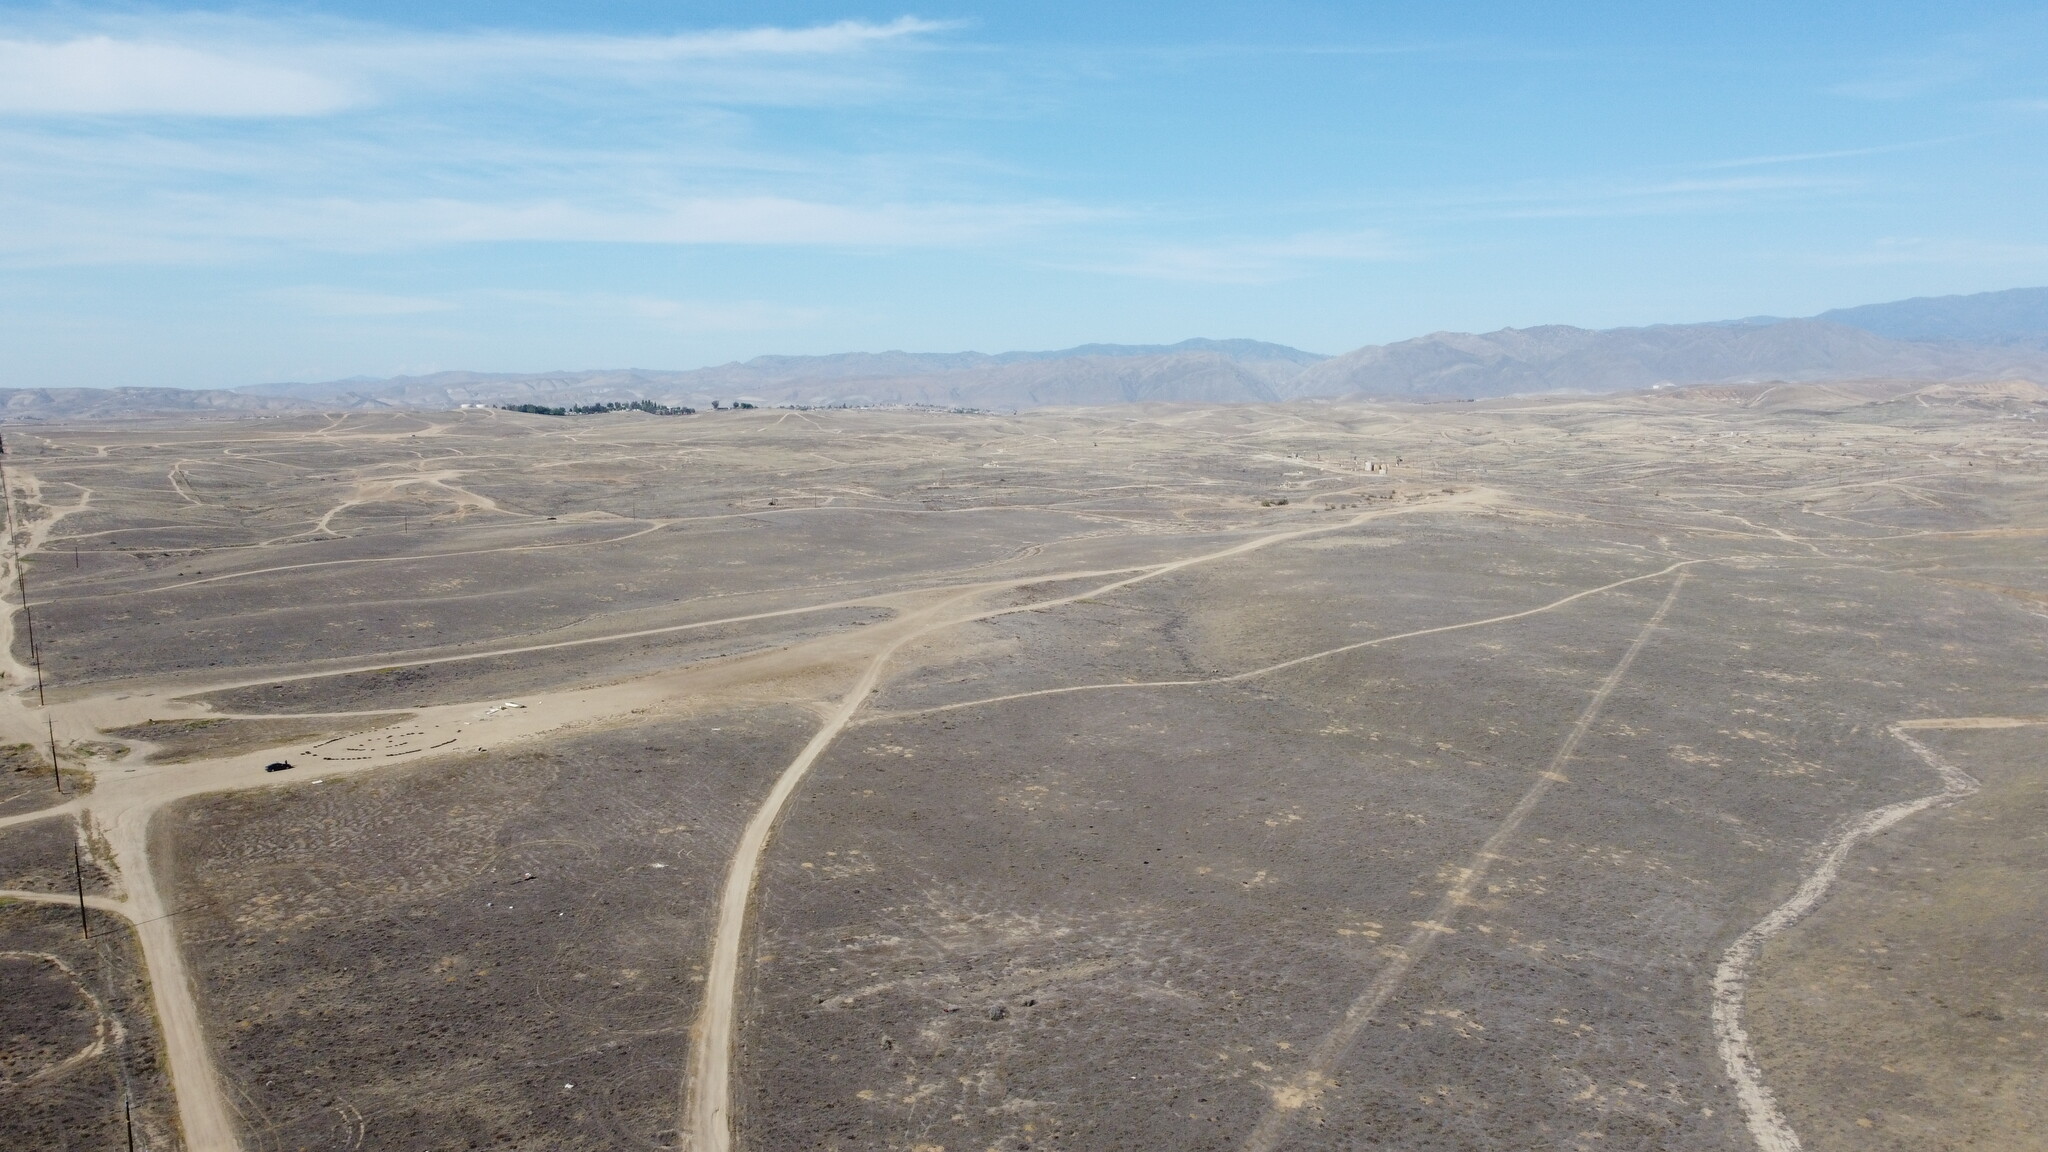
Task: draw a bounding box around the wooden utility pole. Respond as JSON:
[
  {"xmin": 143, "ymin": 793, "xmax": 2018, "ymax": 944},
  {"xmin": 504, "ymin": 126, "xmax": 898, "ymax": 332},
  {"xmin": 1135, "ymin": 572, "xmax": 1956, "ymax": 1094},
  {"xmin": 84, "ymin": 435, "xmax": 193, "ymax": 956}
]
[
  {"xmin": 74, "ymin": 843, "xmax": 89, "ymax": 939},
  {"xmin": 13, "ymin": 562, "xmax": 44, "ymax": 706},
  {"xmin": 47, "ymin": 716, "xmax": 60, "ymax": 792},
  {"xmin": 125, "ymin": 1098, "xmax": 136, "ymax": 1152},
  {"xmin": 16, "ymin": 565, "xmax": 42, "ymax": 705},
  {"xmin": 0, "ymin": 431, "xmax": 39, "ymax": 704}
]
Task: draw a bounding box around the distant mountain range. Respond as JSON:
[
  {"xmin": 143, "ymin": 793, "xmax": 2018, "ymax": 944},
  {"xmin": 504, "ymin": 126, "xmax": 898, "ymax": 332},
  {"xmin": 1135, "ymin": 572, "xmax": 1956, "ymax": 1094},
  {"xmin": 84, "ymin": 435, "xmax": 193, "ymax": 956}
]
[
  {"xmin": 7, "ymin": 287, "xmax": 2048, "ymax": 419},
  {"xmin": 237, "ymin": 339, "xmax": 1324, "ymax": 412},
  {"xmin": 1287, "ymin": 315, "xmax": 2047, "ymax": 400}
]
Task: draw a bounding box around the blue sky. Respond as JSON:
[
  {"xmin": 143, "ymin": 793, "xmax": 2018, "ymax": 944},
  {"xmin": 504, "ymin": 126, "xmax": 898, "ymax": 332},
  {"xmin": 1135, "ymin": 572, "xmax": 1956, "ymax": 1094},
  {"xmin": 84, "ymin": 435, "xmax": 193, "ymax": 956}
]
[{"xmin": 2, "ymin": 2, "xmax": 2045, "ymax": 387}]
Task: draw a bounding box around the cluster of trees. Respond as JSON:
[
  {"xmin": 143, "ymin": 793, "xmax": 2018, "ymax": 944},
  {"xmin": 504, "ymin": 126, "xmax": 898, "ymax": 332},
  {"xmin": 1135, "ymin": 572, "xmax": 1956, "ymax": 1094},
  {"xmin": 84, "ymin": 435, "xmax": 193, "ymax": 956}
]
[{"xmin": 498, "ymin": 400, "xmax": 696, "ymax": 417}]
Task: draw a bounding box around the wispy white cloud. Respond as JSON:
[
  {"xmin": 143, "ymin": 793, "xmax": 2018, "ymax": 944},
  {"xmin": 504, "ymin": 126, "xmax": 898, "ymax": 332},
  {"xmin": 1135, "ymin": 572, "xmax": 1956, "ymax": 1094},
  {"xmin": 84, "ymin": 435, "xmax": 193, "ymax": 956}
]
[
  {"xmin": 605, "ymin": 293, "xmax": 825, "ymax": 332},
  {"xmin": 0, "ymin": 35, "xmax": 359, "ymax": 116},
  {"xmin": 0, "ymin": 12, "xmax": 1061, "ymax": 265},
  {"xmin": 1814, "ymin": 237, "xmax": 2048, "ymax": 266},
  {"xmin": 284, "ymin": 285, "xmax": 828, "ymax": 330},
  {"xmin": 311, "ymin": 195, "xmax": 1087, "ymax": 248},
  {"xmin": 1829, "ymin": 17, "xmax": 2048, "ymax": 102},
  {"xmin": 446, "ymin": 17, "xmax": 951, "ymax": 63},
  {"xmin": 269, "ymin": 286, "xmax": 457, "ymax": 316},
  {"xmin": 1422, "ymin": 174, "xmax": 1855, "ymax": 222},
  {"xmin": 0, "ymin": 15, "xmax": 951, "ymax": 118},
  {"xmin": 1054, "ymin": 230, "xmax": 1403, "ymax": 283},
  {"xmin": 1832, "ymin": 44, "xmax": 1987, "ymax": 101},
  {"xmin": 1694, "ymin": 136, "xmax": 1968, "ymax": 170},
  {"xmin": 0, "ymin": 192, "xmax": 1097, "ymax": 265}
]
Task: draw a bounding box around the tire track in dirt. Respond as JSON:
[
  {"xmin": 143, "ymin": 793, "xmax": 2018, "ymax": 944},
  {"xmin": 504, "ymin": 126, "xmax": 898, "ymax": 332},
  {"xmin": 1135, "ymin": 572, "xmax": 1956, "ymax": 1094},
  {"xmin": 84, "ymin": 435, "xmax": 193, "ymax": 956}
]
[
  {"xmin": 864, "ymin": 556, "xmax": 1716, "ymax": 726},
  {"xmin": 1242, "ymin": 574, "xmax": 1687, "ymax": 1152}
]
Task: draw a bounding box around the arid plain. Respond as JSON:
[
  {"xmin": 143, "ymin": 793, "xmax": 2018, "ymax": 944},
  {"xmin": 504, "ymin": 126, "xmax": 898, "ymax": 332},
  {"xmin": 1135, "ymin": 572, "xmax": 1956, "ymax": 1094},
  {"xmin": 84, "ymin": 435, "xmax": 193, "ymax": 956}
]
[{"xmin": 0, "ymin": 383, "xmax": 2043, "ymax": 1152}]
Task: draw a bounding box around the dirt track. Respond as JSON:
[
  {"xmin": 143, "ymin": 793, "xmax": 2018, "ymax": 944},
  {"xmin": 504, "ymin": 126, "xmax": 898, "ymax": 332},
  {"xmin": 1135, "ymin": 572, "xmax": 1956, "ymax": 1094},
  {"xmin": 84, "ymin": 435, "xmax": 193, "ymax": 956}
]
[{"xmin": 0, "ymin": 395, "xmax": 2039, "ymax": 1150}]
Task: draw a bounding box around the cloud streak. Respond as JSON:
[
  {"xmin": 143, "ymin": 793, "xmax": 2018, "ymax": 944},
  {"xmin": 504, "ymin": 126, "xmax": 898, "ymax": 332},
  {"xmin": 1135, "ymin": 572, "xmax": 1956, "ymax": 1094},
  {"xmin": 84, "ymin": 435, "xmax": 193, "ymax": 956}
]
[
  {"xmin": 0, "ymin": 191, "xmax": 1099, "ymax": 265},
  {"xmin": 0, "ymin": 35, "xmax": 358, "ymax": 116},
  {"xmin": 1052, "ymin": 230, "xmax": 1404, "ymax": 283},
  {"xmin": 0, "ymin": 12, "xmax": 1039, "ymax": 265},
  {"xmin": 0, "ymin": 16, "xmax": 950, "ymax": 118}
]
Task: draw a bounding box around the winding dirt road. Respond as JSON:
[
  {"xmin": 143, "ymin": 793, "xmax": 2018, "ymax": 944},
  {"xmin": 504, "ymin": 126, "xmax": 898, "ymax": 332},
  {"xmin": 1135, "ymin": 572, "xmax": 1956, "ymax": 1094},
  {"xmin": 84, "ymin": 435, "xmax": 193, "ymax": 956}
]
[{"xmin": 1709, "ymin": 719, "xmax": 2041, "ymax": 1152}]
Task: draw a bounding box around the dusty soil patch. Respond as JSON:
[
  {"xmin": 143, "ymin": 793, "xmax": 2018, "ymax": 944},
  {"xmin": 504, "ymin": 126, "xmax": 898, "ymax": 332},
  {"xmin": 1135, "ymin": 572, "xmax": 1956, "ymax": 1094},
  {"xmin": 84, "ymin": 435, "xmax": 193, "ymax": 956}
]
[
  {"xmin": 105, "ymin": 714, "xmax": 411, "ymax": 763},
  {"xmin": 0, "ymin": 813, "xmax": 112, "ymax": 895},
  {"xmin": 190, "ymin": 606, "xmax": 893, "ymax": 716},
  {"xmin": 0, "ymin": 902, "xmax": 182, "ymax": 1151},
  {"xmin": 0, "ymin": 742, "xmax": 69, "ymax": 818},
  {"xmin": 1746, "ymin": 726, "xmax": 2048, "ymax": 1151},
  {"xmin": 158, "ymin": 708, "xmax": 813, "ymax": 1151}
]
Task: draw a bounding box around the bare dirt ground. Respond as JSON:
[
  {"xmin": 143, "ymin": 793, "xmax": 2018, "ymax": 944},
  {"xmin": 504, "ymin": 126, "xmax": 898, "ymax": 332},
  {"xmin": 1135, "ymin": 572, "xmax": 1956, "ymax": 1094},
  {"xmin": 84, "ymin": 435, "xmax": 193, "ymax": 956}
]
[
  {"xmin": 0, "ymin": 901, "xmax": 183, "ymax": 1151},
  {"xmin": 1744, "ymin": 723, "xmax": 2048, "ymax": 1151},
  {"xmin": 0, "ymin": 386, "xmax": 2039, "ymax": 1151},
  {"xmin": 155, "ymin": 709, "xmax": 812, "ymax": 1152}
]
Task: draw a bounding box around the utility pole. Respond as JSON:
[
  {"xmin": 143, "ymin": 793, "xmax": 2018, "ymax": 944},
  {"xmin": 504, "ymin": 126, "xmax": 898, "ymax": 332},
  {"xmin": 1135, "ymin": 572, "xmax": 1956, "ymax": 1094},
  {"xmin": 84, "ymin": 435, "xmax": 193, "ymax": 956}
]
[
  {"xmin": 74, "ymin": 843, "xmax": 89, "ymax": 939},
  {"xmin": 0, "ymin": 432, "xmax": 44, "ymax": 705},
  {"xmin": 18, "ymin": 569, "xmax": 43, "ymax": 705},
  {"xmin": 47, "ymin": 716, "xmax": 60, "ymax": 792},
  {"xmin": 0, "ymin": 433, "xmax": 16, "ymax": 551},
  {"xmin": 0, "ymin": 432, "xmax": 37, "ymax": 705}
]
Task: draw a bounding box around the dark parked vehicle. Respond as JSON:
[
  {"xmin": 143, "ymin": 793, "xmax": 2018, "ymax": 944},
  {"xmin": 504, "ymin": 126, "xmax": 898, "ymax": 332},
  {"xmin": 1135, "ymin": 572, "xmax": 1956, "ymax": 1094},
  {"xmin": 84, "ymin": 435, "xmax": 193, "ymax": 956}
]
[{"xmin": 264, "ymin": 761, "xmax": 294, "ymax": 773}]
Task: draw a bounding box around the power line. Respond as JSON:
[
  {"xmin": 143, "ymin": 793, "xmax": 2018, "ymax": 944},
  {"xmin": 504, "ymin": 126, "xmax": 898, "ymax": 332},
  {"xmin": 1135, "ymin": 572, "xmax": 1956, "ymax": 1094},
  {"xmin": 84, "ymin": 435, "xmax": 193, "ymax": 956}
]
[{"xmin": 0, "ymin": 431, "xmax": 46, "ymax": 705}]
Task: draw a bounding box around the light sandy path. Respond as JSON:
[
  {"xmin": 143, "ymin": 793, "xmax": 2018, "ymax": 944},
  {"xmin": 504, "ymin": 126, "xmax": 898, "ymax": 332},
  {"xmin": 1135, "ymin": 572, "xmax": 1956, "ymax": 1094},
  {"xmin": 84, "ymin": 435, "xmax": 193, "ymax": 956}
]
[
  {"xmin": 57, "ymin": 564, "xmax": 1152, "ymax": 716},
  {"xmin": 681, "ymin": 586, "xmax": 989, "ymax": 1152},
  {"xmin": 55, "ymin": 670, "xmax": 778, "ymax": 1152},
  {"xmin": 126, "ymin": 520, "xmax": 668, "ymax": 596},
  {"xmin": 683, "ymin": 493, "xmax": 1495, "ymax": 1152},
  {"xmin": 864, "ymin": 556, "xmax": 1715, "ymax": 726},
  {"xmin": 0, "ymin": 800, "xmax": 79, "ymax": 831},
  {"xmin": 1709, "ymin": 720, "xmax": 2040, "ymax": 1152},
  {"xmin": 0, "ymin": 886, "xmax": 128, "ymax": 915},
  {"xmin": 1242, "ymin": 575, "xmax": 1687, "ymax": 1152}
]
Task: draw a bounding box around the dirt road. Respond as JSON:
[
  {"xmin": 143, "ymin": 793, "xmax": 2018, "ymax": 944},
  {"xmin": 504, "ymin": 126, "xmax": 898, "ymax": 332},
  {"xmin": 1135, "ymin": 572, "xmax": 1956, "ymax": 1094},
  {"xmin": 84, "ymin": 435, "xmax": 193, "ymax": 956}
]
[
  {"xmin": 682, "ymin": 494, "xmax": 1498, "ymax": 1152},
  {"xmin": 1709, "ymin": 721, "xmax": 2041, "ymax": 1152},
  {"xmin": 1242, "ymin": 575, "xmax": 1686, "ymax": 1151}
]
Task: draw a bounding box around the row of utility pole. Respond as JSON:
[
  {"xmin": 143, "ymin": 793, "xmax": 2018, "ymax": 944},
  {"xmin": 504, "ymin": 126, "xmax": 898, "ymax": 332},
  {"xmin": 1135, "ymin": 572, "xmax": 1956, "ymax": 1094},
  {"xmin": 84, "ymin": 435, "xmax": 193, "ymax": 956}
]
[
  {"xmin": 0, "ymin": 434, "xmax": 48, "ymax": 708},
  {"xmin": 0, "ymin": 432, "xmax": 134, "ymax": 1150}
]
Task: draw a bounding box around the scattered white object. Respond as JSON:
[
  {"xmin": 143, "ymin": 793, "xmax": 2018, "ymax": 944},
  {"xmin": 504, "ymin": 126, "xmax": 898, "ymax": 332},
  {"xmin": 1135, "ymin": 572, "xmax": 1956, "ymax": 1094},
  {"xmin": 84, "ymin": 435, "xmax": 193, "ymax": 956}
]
[
  {"xmin": 503, "ymin": 701, "xmax": 525, "ymax": 709},
  {"xmin": 310, "ymin": 779, "xmax": 324, "ymax": 784},
  {"xmin": 651, "ymin": 862, "xmax": 668, "ymax": 869}
]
